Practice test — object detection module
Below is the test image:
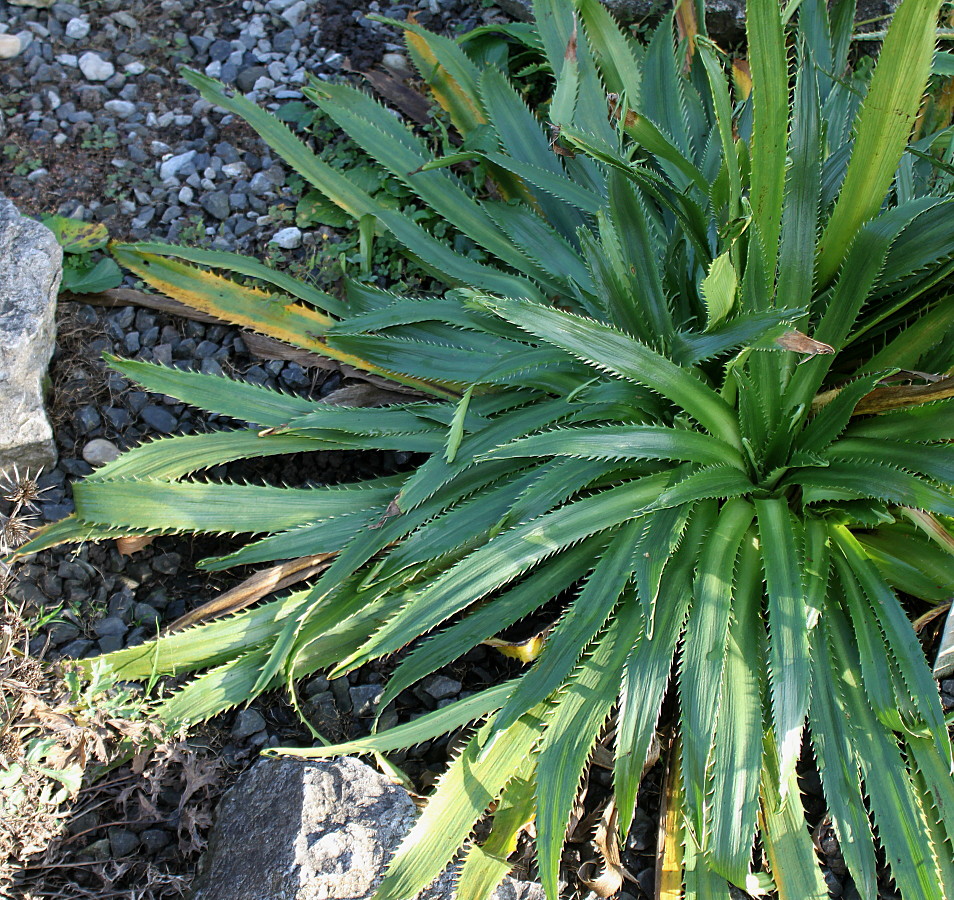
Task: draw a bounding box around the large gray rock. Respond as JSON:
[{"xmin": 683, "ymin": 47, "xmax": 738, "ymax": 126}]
[
  {"xmin": 0, "ymin": 198, "xmax": 60, "ymax": 473},
  {"xmin": 191, "ymin": 756, "xmax": 544, "ymax": 900}
]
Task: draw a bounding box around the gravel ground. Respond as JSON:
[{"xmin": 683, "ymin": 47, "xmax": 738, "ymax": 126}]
[
  {"xmin": 1, "ymin": 0, "xmax": 952, "ymax": 897},
  {"xmin": 1, "ymin": 0, "xmax": 495, "ymax": 253}
]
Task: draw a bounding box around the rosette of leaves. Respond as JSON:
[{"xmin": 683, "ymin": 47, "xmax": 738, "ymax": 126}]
[{"xmin": 14, "ymin": 0, "xmax": 954, "ymax": 896}]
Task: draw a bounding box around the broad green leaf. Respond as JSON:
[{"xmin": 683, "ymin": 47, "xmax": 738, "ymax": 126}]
[
  {"xmin": 825, "ymin": 607, "xmax": 947, "ymax": 900},
  {"xmin": 745, "ymin": 0, "xmax": 788, "ymax": 264},
  {"xmin": 104, "ymin": 354, "xmax": 321, "ymax": 426},
  {"xmin": 267, "ymin": 681, "xmax": 516, "ymax": 758},
  {"xmin": 808, "ymin": 615, "xmax": 878, "ymax": 899},
  {"xmin": 377, "ymin": 535, "xmax": 605, "ymax": 716},
  {"xmin": 615, "ymin": 501, "xmax": 717, "ymax": 838},
  {"xmin": 793, "ymin": 461, "xmax": 954, "ymax": 518},
  {"xmin": 574, "ymin": 0, "xmax": 643, "ymax": 101},
  {"xmin": 335, "ymin": 474, "xmax": 669, "ymax": 675},
  {"xmin": 632, "ymin": 502, "xmax": 693, "ymax": 625},
  {"xmin": 86, "ymin": 430, "xmax": 333, "ymax": 483},
  {"xmin": 776, "ymin": 41, "xmax": 822, "ymax": 315},
  {"xmin": 697, "ymin": 40, "xmax": 742, "ymax": 221},
  {"xmin": 832, "ymin": 526, "xmax": 951, "ymax": 765},
  {"xmin": 42, "ymin": 215, "xmax": 108, "ymax": 252},
  {"xmin": 62, "ymin": 257, "xmax": 123, "ymax": 294},
  {"xmin": 457, "ymin": 769, "xmax": 538, "ymax": 900},
  {"xmin": 72, "ymin": 478, "xmax": 402, "ymax": 536}
]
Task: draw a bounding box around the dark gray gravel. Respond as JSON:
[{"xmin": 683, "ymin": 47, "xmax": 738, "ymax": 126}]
[{"xmin": 1, "ymin": 0, "xmax": 505, "ymax": 258}]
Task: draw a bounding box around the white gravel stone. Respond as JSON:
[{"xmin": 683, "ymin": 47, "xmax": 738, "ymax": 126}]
[
  {"xmin": 104, "ymin": 99, "xmax": 137, "ymax": 118},
  {"xmin": 381, "ymin": 52, "xmax": 408, "ymax": 70},
  {"xmin": 221, "ymin": 161, "xmax": 248, "ymax": 179},
  {"xmin": 271, "ymin": 226, "xmax": 302, "ymax": 249},
  {"xmin": 0, "ymin": 34, "xmax": 23, "ymax": 59},
  {"xmin": 55, "ymin": 53, "xmax": 78, "ymax": 67},
  {"xmin": 82, "ymin": 439, "xmax": 121, "ymax": 466},
  {"xmin": 65, "ymin": 17, "xmax": 90, "ymax": 39},
  {"xmin": 78, "ymin": 52, "xmax": 115, "ymax": 81},
  {"xmin": 124, "ymin": 60, "xmax": 146, "ymax": 75}
]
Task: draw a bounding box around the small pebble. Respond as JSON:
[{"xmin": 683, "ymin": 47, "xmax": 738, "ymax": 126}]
[
  {"xmin": 270, "ymin": 226, "xmax": 302, "ymax": 249},
  {"xmin": 424, "ymin": 675, "xmax": 462, "ymax": 701},
  {"xmin": 349, "ymin": 684, "xmax": 383, "ymax": 717},
  {"xmin": 0, "ymin": 34, "xmax": 23, "ymax": 59},
  {"xmin": 77, "ymin": 51, "xmax": 115, "ymax": 81},
  {"xmin": 94, "ymin": 615, "xmax": 128, "ymax": 639},
  {"xmin": 82, "ymin": 438, "xmax": 121, "ymax": 466},
  {"xmin": 231, "ymin": 708, "xmax": 267, "ymax": 740},
  {"xmin": 139, "ymin": 828, "xmax": 171, "ymax": 854},
  {"xmin": 108, "ymin": 827, "xmax": 139, "ymax": 857},
  {"xmin": 140, "ymin": 405, "xmax": 178, "ymax": 433},
  {"xmin": 64, "ymin": 17, "xmax": 90, "ymax": 39}
]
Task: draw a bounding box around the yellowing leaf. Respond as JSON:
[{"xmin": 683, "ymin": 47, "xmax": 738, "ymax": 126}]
[{"xmin": 482, "ymin": 629, "xmax": 548, "ymax": 663}]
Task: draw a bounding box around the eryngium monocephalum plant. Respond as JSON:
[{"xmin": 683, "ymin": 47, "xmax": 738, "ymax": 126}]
[{"xmin": 15, "ymin": 0, "xmax": 954, "ymax": 896}]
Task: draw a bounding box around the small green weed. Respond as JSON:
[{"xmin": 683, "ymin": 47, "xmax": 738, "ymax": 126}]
[{"xmin": 43, "ymin": 216, "xmax": 123, "ymax": 295}]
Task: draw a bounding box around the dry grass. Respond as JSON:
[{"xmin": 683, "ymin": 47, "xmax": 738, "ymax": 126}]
[{"xmin": 0, "ymin": 467, "xmax": 228, "ymax": 900}]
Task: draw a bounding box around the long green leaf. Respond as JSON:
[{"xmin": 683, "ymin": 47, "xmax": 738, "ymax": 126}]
[
  {"xmin": 680, "ymin": 499, "xmax": 754, "ymax": 838},
  {"xmin": 705, "ymin": 535, "xmax": 763, "ymax": 886},
  {"xmin": 745, "ymin": 0, "xmax": 789, "ymax": 266},
  {"xmin": 72, "ymin": 478, "xmax": 402, "ymax": 536},
  {"xmin": 373, "ymin": 708, "xmax": 547, "ymax": 900},
  {"xmin": 760, "ymin": 731, "xmax": 828, "ymax": 900},
  {"xmin": 476, "ymin": 296, "xmax": 741, "ymax": 446},
  {"xmin": 756, "ymin": 499, "xmax": 811, "ymax": 795},
  {"xmin": 615, "ymin": 501, "xmax": 716, "ymax": 838},
  {"xmin": 815, "ymin": 0, "xmax": 943, "ymax": 286},
  {"xmin": 483, "ymin": 425, "xmax": 744, "ymax": 468},
  {"xmin": 536, "ymin": 598, "xmax": 640, "ymax": 900},
  {"xmin": 490, "ymin": 520, "xmax": 642, "ymax": 737},
  {"xmin": 120, "ymin": 241, "xmax": 347, "ymax": 317},
  {"xmin": 335, "ymin": 474, "xmax": 669, "ymax": 675}
]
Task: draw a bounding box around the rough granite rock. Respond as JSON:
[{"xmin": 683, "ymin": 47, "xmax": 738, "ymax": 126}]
[
  {"xmin": 191, "ymin": 756, "xmax": 544, "ymax": 900},
  {"xmin": 0, "ymin": 197, "xmax": 60, "ymax": 473}
]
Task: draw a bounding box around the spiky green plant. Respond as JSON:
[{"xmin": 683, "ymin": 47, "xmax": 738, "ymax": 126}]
[{"xmin": 14, "ymin": 0, "xmax": 954, "ymax": 896}]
